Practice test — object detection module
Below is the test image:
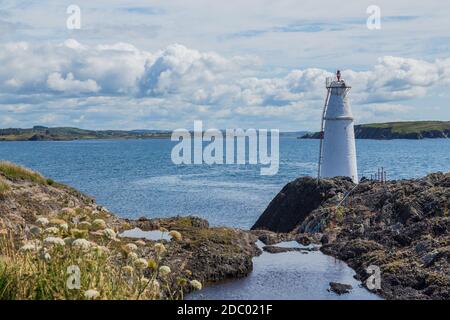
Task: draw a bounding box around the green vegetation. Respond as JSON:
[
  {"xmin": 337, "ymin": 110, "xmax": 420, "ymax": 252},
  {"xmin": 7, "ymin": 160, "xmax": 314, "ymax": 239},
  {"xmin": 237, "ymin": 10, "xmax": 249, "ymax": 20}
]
[
  {"xmin": 360, "ymin": 121, "xmax": 450, "ymax": 134},
  {"xmin": 0, "ymin": 126, "xmax": 171, "ymax": 141},
  {"xmin": 0, "ymin": 161, "xmax": 48, "ymax": 185},
  {"xmin": 301, "ymin": 121, "xmax": 450, "ymax": 139}
]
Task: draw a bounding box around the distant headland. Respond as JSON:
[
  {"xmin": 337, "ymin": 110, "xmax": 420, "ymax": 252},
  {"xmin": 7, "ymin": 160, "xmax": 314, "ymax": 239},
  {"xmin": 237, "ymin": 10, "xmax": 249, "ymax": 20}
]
[
  {"xmin": 0, "ymin": 126, "xmax": 172, "ymax": 141},
  {"xmin": 301, "ymin": 121, "xmax": 450, "ymax": 140}
]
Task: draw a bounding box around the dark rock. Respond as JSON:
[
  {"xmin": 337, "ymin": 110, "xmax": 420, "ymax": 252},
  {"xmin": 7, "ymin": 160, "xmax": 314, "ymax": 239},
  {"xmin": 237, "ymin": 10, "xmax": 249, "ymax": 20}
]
[
  {"xmin": 296, "ymin": 235, "xmax": 312, "ymax": 246},
  {"xmin": 262, "ymin": 245, "xmax": 316, "ymax": 254},
  {"xmin": 320, "ymin": 234, "xmax": 329, "ymax": 244},
  {"xmin": 251, "ymin": 230, "xmax": 296, "ymax": 245},
  {"xmin": 421, "ymin": 251, "xmax": 439, "ymax": 267},
  {"xmin": 328, "ymin": 282, "xmax": 353, "ymax": 295},
  {"xmin": 251, "ymin": 176, "xmax": 354, "ymax": 232}
]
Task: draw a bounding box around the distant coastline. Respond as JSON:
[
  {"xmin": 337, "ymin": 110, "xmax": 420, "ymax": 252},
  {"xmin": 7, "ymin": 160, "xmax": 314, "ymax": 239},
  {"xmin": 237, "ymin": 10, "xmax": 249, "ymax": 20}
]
[
  {"xmin": 300, "ymin": 121, "xmax": 450, "ymax": 140},
  {"xmin": 0, "ymin": 126, "xmax": 172, "ymax": 141},
  {"xmin": 2, "ymin": 122, "xmax": 449, "ymax": 141},
  {"xmin": 0, "ymin": 126, "xmax": 307, "ymax": 142}
]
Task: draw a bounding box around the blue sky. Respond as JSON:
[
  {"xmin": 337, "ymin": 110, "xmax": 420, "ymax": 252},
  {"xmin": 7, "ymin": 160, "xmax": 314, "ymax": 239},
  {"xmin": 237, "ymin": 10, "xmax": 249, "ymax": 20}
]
[{"xmin": 0, "ymin": 0, "xmax": 449, "ymax": 130}]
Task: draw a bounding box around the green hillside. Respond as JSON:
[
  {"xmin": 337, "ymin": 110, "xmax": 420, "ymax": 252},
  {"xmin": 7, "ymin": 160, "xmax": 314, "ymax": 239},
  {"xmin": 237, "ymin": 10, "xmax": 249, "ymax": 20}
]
[
  {"xmin": 0, "ymin": 126, "xmax": 171, "ymax": 141},
  {"xmin": 301, "ymin": 121, "xmax": 450, "ymax": 140},
  {"xmin": 360, "ymin": 121, "xmax": 450, "ymax": 134}
]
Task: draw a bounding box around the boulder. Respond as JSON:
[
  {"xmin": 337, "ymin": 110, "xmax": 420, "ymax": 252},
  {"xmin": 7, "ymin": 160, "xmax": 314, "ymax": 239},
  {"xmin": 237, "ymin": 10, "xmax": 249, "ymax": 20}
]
[
  {"xmin": 251, "ymin": 176, "xmax": 353, "ymax": 232},
  {"xmin": 328, "ymin": 282, "xmax": 353, "ymax": 295}
]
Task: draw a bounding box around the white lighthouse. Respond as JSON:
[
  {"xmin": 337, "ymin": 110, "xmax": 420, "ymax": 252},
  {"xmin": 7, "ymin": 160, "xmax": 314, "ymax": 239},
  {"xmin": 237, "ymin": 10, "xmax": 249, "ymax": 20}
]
[{"xmin": 318, "ymin": 70, "xmax": 358, "ymax": 183}]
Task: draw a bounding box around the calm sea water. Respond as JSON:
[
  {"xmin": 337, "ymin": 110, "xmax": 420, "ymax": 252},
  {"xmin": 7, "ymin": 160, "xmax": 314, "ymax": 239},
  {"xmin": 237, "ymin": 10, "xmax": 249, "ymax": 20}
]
[{"xmin": 0, "ymin": 138, "xmax": 449, "ymax": 228}]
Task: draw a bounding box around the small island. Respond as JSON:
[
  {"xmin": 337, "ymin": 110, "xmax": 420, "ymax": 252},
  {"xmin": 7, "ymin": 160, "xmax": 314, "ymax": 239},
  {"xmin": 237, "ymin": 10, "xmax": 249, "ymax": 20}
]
[
  {"xmin": 0, "ymin": 126, "xmax": 171, "ymax": 141},
  {"xmin": 301, "ymin": 121, "xmax": 450, "ymax": 140}
]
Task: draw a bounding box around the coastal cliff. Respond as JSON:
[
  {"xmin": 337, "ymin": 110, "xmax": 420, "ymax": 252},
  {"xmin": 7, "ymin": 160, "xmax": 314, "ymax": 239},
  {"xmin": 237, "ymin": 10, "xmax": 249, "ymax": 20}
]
[
  {"xmin": 0, "ymin": 162, "xmax": 258, "ymax": 300},
  {"xmin": 301, "ymin": 121, "xmax": 450, "ymax": 140},
  {"xmin": 252, "ymin": 173, "xmax": 450, "ymax": 300}
]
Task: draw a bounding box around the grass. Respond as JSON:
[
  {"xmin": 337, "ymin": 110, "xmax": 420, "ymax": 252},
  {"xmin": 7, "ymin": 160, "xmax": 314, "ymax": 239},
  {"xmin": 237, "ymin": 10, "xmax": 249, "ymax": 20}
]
[
  {"xmin": 0, "ymin": 211, "xmax": 202, "ymax": 300},
  {"xmin": 0, "ymin": 177, "xmax": 10, "ymax": 195},
  {"xmin": 360, "ymin": 121, "xmax": 450, "ymax": 134},
  {"xmin": 0, "ymin": 161, "xmax": 48, "ymax": 185}
]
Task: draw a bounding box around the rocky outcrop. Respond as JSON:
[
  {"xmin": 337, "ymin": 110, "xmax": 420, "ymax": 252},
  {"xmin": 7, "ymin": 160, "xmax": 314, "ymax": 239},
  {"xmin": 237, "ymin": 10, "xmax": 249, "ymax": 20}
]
[
  {"xmin": 251, "ymin": 176, "xmax": 354, "ymax": 232},
  {"xmin": 252, "ymin": 173, "xmax": 450, "ymax": 300}
]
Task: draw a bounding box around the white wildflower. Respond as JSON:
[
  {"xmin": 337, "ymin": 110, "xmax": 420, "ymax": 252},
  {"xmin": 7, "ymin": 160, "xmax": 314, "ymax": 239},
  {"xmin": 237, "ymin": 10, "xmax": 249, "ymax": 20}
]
[
  {"xmin": 134, "ymin": 258, "xmax": 148, "ymax": 270},
  {"xmin": 154, "ymin": 243, "xmax": 166, "ymax": 255},
  {"xmin": 159, "ymin": 265, "xmax": 171, "ymax": 277},
  {"xmin": 140, "ymin": 277, "xmax": 150, "ymax": 286},
  {"xmin": 84, "ymin": 289, "xmax": 100, "ymax": 300},
  {"xmin": 44, "ymin": 227, "xmax": 60, "ymax": 235},
  {"xmin": 20, "ymin": 242, "xmax": 40, "ymax": 252},
  {"xmin": 190, "ymin": 280, "xmax": 202, "ymax": 290},
  {"xmin": 72, "ymin": 238, "xmax": 92, "ymax": 251},
  {"xmin": 103, "ymin": 228, "xmax": 116, "ymax": 239},
  {"xmin": 44, "ymin": 237, "xmax": 65, "ymax": 247},
  {"xmin": 36, "ymin": 217, "xmax": 49, "ymax": 227},
  {"xmin": 121, "ymin": 265, "xmax": 134, "ymax": 275},
  {"xmin": 148, "ymin": 279, "xmax": 160, "ymax": 294},
  {"xmin": 128, "ymin": 252, "xmax": 138, "ymax": 261},
  {"xmin": 124, "ymin": 243, "xmax": 138, "ymax": 252},
  {"xmin": 92, "ymin": 219, "xmax": 106, "ymax": 230}
]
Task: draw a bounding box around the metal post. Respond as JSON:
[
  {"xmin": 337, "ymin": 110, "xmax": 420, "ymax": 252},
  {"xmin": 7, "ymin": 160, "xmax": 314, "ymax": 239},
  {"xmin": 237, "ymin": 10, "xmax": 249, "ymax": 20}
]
[{"xmin": 317, "ymin": 86, "xmax": 331, "ymax": 182}]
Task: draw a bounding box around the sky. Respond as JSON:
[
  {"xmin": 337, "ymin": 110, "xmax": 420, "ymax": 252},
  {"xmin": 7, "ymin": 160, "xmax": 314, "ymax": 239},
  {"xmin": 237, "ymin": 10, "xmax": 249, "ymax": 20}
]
[{"xmin": 0, "ymin": 0, "xmax": 449, "ymax": 131}]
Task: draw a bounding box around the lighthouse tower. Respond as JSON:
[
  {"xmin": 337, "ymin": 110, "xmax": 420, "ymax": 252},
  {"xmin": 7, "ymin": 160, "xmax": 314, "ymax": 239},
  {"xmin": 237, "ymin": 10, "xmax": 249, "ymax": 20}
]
[{"xmin": 318, "ymin": 70, "xmax": 358, "ymax": 183}]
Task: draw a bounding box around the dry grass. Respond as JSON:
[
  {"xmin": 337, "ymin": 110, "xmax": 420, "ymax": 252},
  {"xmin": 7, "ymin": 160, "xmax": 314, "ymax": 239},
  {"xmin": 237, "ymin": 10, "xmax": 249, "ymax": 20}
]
[
  {"xmin": 0, "ymin": 177, "xmax": 10, "ymax": 195},
  {"xmin": 0, "ymin": 161, "xmax": 48, "ymax": 185}
]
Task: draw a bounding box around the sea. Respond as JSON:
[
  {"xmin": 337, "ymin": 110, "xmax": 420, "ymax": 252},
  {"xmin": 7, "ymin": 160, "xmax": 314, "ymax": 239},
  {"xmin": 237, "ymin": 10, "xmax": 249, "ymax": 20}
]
[{"xmin": 1, "ymin": 137, "xmax": 448, "ymax": 229}]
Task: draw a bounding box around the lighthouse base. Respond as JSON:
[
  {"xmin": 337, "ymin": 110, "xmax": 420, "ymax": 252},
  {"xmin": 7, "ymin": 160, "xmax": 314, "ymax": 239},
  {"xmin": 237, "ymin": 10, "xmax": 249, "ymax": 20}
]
[{"xmin": 321, "ymin": 119, "xmax": 358, "ymax": 183}]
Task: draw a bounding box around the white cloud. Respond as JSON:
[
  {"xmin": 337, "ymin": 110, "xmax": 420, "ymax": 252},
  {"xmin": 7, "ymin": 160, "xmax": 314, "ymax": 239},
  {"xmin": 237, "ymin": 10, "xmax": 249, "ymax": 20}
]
[
  {"xmin": 47, "ymin": 72, "xmax": 100, "ymax": 93},
  {"xmin": 0, "ymin": 40, "xmax": 449, "ymax": 130}
]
